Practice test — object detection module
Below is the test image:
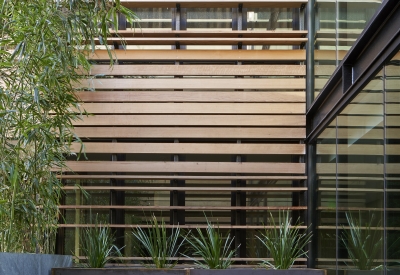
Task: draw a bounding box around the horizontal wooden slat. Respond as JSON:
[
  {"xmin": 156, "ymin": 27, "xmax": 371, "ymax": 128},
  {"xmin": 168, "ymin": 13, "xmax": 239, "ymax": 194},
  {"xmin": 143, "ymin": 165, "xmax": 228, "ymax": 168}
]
[
  {"xmin": 315, "ymin": 50, "xmax": 400, "ymax": 61},
  {"xmin": 319, "ymin": 188, "xmax": 383, "ymax": 192},
  {"xmin": 98, "ymin": 37, "xmax": 307, "ymax": 45},
  {"xmin": 335, "ymin": 116, "xmax": 383, "ymax": 127},
  {"xmin": 120, "ymin": 0, "xmax": 308, "ymax": 8},
  {"xmin": 318, "ymin": 176, "xmax": 382, "ymax": 181},
  {"xmin": 317, "ymin": 226, "xmax": 400, "ymax": 230},
  {"xmin": 79, "ymin": 103, "xmax": 305, "ymax": 114},
  {"xmin": 314, "ymin": 65, "xmax": 336, "ymax": 76},
  {"xmin": 387, "ymin": 104, "xmax": 400, "ymax": 114},
  {"xmin": 58, "ymin": 175, "xmax": 307, "ymax": 180},
  {"xmin": 87, "ymin": 49, "xmax": 306, "ymax": 61},
  {"xmin": 86, "ymin": 65, "xmax": 306, "ymax": 76},
  {"xmin": 337, "ymin": 115, "xmax": 400, "ymax": 128},
  {"xmin": 317, "ymin": 144, "xmax": 383, "ymax": 156},
  {"xmin": 387, "ymin": 92, "xmax": 400, "ymax": 103},
  {"xmin": 59, "ymin": 224, "xmax": 307, "ymax": 229},
  {"xmin": 70, "ymin": 142, "xmax": 306, "ymax": 154},
  {"xmin": 60, "ymin": 205, "xmax": 307, "ymax": 210},
  {"xmin": 316, "ymin": 30, "xmax": 361, "ymax": 39},
  {"xmin": 73, "ymin": 127, "xmax": 305, "ymax": 139},
  {"xmin": 317, "ymin": 144, "xmax": 399, "ymax": 156},
  {"xmin": 75, "ymin": 91, "xmax": 305, "ymax": 103},
  {"xmin": 316, "ymin": 78, "xmax": 400, "ymax": 90},
  {"xmin": 314, "ymin": 50, "xmax": 347, "ymax": 61},
  {"xmin": 114, "ymin": 30, "xmax": 308, "ymax": 38},
  {"xmin": 341, "ymin": 104, "xmax": 382, "ymax": 115},
  {"xmin": 315, "ymin": 38, "xmax": 356, "ymax": 46},
  {"xmin": 75, "ymin": 78, "xmax": 305, "ymax": 90},
  {"xmin": 317, "ymin": 128, "xmax": 400, "ymax": 139},
  {"xmin": 62, "ymin": 186, "xmax": 307, "ymax": 192},
  {"xmin": 318, "ymin": 207, "xmax": 400, "ymax": 211},
  {"xmin": 72, "ymin": 115, "xmax": 305, "ymax": 126},
  {"xmin": 62, "ymin": 161, "xmax": 305, "ymax": 174},
  {"xmin": 317, "ymin": 163, "xmax": 400, "ymax": 175}
]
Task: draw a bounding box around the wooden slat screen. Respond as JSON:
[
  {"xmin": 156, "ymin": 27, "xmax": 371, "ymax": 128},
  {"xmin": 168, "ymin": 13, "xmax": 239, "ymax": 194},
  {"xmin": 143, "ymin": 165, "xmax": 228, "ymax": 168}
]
[{"xmin": 61, "ymin": 2, "xmax": 308, "ymax": 264}]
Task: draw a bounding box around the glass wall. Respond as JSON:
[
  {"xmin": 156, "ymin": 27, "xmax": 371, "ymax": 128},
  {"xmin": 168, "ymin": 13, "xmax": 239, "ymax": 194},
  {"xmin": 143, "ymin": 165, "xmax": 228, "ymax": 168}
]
[
  {"xmin": 314, "ymin": 0, "xmax": 382, "ymax": 99},
  {"xmin": 316, "ymin": 52, "xmax": 400, "ymax": 274}
]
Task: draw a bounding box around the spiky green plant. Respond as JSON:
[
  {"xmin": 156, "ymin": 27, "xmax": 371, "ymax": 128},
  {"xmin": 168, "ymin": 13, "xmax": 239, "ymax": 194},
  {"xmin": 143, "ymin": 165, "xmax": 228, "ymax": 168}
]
[
  {"xmin": 132, "ymin": 215, "xmax": 185, "ymax": 268},
  {"xmin": 79, "ymin": 223, "xmax": 122, "ymax": 268},
  {"xmin": 183, "ymin": 216, "xmax": 239, "ymax": 269},
  {"xmin": 256, "ymin": 211, "xmax": 312, "ymax": 269},
  {"xmin": 341, "ymin": 211, "xmax": 383, "ymax": 270}
]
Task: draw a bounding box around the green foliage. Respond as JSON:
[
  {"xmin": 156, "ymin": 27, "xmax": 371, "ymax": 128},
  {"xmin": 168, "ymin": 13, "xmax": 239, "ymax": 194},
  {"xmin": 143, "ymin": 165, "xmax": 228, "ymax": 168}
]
[
  {"xmin": 183, "ymin": 216, "xmax": 238, "ymax": 269},
  {"xmin": 0, "ymin": 0, "xmax": 137, "ymax": 253},
  {"xmin": 132, "ymin": 215, "xmax": 185, "ymax": 268},
  {"xmin": 79, "ymin": 223, "xmax": 122, "ymax": 268},
  {"xmin": 256, "ymin": 211, "xmax": 312, "ymax": 269},
  {"xmin": 341, "ymin": 211, "xmax": 383, "ymax": 270}
]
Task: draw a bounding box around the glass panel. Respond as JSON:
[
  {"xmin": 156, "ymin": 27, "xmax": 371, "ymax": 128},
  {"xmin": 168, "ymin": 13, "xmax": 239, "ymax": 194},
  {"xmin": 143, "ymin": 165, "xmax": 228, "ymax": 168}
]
[
  {"xmin": 315, "ymin": 1, "xmax": 337, "ymax": 100},
  {"xmin": 316, "ymin": 120, "xmax": 337, "ymax": 274},
  {"xmin": 246, "ymin": 8, "xmax": 294, "ymax": 50},
  {"xmin": 336, "ymin": 72, "xmax": 384, "ymax": 273},
  {"xmin": 385, "ymin": 51, "xmax": 400, "ymax": 272},
  {"xmin": 314, "ymin": 0, "xmax": 382, "ymax": 100},
  {"xmin": 187, "ymin": 8, "xmax": 232, "ymax": 30},
  {"xmin": 337, "ymin": 0, "xmax": 382, "ymax": 62},
  {"xmin": 133, "ymin": 8, "xmax": 172, "ymax": 30},
  {"xmin": 246, "ymin": 8, "xmax": 293, "ymax": 31}
]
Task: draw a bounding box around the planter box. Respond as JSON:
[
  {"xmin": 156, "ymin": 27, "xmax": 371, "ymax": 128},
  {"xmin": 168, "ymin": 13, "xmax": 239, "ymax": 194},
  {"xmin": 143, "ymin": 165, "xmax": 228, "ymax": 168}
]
[
  {"xmin": 191, "ymin": 269, "xmax": 326, "ymax": 275},
  {"xmin": 341, "ymin": 270, "xmax": 400, "ymax": 275},
  {"xmin": 0, "ymin": 252, "xmax": 72, "ymax": 275},
  {"xmin": 52, "ymin": 268, "xmax": 188, "ymax": 275},
  {"xmin": 53, "ymin": 268, "xmax": 326, "ymax": 275}
]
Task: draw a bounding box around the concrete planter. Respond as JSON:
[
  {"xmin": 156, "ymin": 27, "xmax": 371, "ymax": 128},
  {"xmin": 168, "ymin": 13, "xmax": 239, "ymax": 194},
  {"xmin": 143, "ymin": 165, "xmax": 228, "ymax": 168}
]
[
  {"xmin": 0, "ymin": 252, "xmax": 72, "ymax": 275},
  {"xmin": 52, "ymin": 268, "xmax": 188, "ymax": 275},
  {"xmin": 190, "ymin": 269, "xmax": 326, "ymax": 275},
  {"xmin": 52, "ymin": 268, "xmax": 326, "ymax": 275},
  {"xmin": 340, "ymin": 270, "xmax": 400, "ymax": 275}
]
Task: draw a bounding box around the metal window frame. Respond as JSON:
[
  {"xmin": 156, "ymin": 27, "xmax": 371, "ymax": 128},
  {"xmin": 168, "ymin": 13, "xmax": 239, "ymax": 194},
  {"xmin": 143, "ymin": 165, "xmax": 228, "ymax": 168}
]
[{"xmin": 306, "ymin": 0, "xmax": 400, "ymax": 143}]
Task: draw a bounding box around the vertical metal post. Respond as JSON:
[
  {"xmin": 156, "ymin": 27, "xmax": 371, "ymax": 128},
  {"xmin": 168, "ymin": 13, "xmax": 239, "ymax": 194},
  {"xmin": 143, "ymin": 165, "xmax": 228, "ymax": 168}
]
[
  {"xmin": 307, "ymin": 143, "xmax": 317, "ymax": 268},
  {"xmin": 170, "ymin": 5, "xmax": 185, "ymax": 226},
  {"xmin": 306, "ymin": 0, "xmax": 317, "ymax": 268},
  {"xmin": 110, "ymin": 144, "xmax": 126, "ymax": 254},
  {"xmin": 170, "ymin": 140, "xmax": 185, "ymax": 225},
  {"xmin": 231, "ymin": 145, "xmax": 246, "ymax": 259},
  {"xmin": 306, "ymin": 0, "xmax": 315, "ymax": 110}
]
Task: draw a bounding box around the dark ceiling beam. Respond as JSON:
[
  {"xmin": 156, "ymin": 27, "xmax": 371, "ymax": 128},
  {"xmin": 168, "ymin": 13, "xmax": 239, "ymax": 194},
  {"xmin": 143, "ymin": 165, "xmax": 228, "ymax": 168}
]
[{"xmin": 306, "ymin": 0, "xmax": 400, "ymax": 143}]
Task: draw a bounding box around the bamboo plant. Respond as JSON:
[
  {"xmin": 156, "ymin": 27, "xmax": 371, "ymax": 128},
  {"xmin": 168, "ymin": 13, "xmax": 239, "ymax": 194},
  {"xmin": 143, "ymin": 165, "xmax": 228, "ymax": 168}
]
[{"xmin": 0, "ymin": 0, "xmax": 137, "ymax": 253}]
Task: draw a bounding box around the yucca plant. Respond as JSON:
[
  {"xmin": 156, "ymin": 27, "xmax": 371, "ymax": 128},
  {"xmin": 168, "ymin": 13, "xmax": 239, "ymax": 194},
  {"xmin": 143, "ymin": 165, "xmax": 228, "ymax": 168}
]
[
  {"xmin": 184, "ymin": 216, "xmax": 239, "ymax": 269},
  {"xmin": 132, "ymin": 215, "xmax": 185, "ymax": 268},
  {"xmin": 79, "ymin": 223, "xmax": 122, "ymax": 268},
  {"xmin": 341, "ymin": 211, "xmax": 383, "ymax": 270},
  {"xmin": 256, "ymin": 211, "xmax": 312, "ymax": 269}
]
